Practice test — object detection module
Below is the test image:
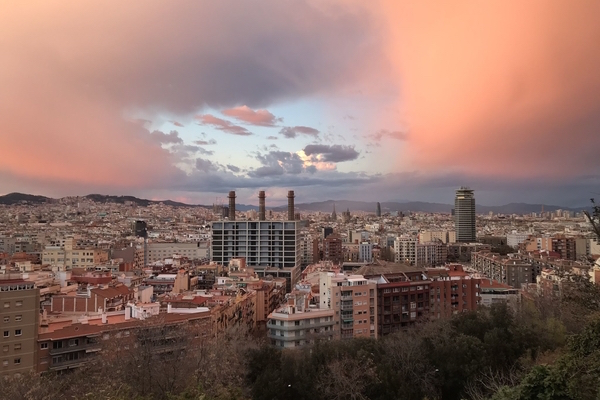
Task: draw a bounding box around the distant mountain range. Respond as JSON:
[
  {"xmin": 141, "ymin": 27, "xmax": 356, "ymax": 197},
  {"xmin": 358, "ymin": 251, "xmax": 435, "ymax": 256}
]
[
  {"xmin": 271, "ymin": 200, "xmax": 587, "ymax": 215},
  {"xmin": 0, "ymin": 192, "xmax": 202, "ymax": 208},
  {"xmin": 0, "ymin": 192, "xmax": 588, "ymax": 215}
]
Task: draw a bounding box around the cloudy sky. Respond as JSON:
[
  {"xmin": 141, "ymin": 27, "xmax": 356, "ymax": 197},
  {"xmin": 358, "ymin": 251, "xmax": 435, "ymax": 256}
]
[{"xmin": 1, "ymin": 1, "xmax": 600, "ymax": 207}]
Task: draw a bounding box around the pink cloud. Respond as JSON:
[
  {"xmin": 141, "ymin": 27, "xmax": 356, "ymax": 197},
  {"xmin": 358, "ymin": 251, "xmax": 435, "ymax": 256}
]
[
  {"xmin": 222, "ymin": 105, "xmax": 281, "ymax": 126},
  {"xmin": 0, "ymin": 1, "xmax": 380, "ymax": 195},
  {"xmin": 379, "ymin": 1, "xmax": 600, "ymax": 179},
  {"xmin": 195, "ymin": 114, "xmax": 252, "ymax": 136}
]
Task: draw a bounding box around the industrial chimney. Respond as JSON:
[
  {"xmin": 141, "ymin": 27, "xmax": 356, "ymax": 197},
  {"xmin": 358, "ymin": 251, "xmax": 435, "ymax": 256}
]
[
  {"xmin": 228, "ymin": 191, "xmax": 236, "ymax": 221},
  {"xmin": 258, "ymin": 191, "xmax": 266, "ymax": 221},
  {"xmin": 287, "ymin": 190, "xmax": 295, "ymax": 221}
]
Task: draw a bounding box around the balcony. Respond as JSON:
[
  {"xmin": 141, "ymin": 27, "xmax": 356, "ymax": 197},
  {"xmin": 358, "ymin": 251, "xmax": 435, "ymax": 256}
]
[
  {"xmin": 49, "ymin": 356, "xmax": 92, "ymax": 371},
  {"xmin": 49, "ymin": 341, "xmax": 102, "ymax": 356}
]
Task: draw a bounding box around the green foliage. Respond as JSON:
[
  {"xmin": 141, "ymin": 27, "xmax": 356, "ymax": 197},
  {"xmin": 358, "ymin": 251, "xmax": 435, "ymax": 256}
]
[{"xmin": 2, "ymin": 301, "xmax": 594, "ymax": 400}]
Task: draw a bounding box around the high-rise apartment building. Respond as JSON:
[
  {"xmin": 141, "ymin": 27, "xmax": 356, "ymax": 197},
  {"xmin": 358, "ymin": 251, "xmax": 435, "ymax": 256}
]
[
  {"xmin": 211, "ymin": 221, "xmax": 300, "ymax": 268},
  {"xmin": 394, "ymin": 237, "xmax": 417, "ymax": 264},
  {"xmin": 455, "ymin": 187, "xmax": 476, "ymax": 242},
  {"xmin": 323, "ymin": 234, "xmax": 343, "ymax": 265},
  {"xmin": 319, "ymin": 272, "xmax": 377, "ymax": 339},
  {"xmin": 359, "ymin": 242, "xmax": 373, "ymax": 263},
  {"xmin": 211, "ymin": 191, "xmax": 300, "ymax": 269},
  {"xmin": 1, "ymin": 275, "xmax": 39, "ymax": 379}
]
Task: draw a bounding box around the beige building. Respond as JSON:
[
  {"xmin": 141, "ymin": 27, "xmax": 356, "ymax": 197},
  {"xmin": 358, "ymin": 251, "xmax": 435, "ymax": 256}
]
[
  {"xmin": 1, "ymin": 275, "xmax": 40, "ymax": 379},
  {"xmin": 418, "ymin": 230, "xmax": 456, "ymax": 244},
  {"xmin": 319, "ymin": 272, "xmax": 378, "ymax": 339},
  {"xmin": 267, "ymin": 290, "xmax": 335, "ymax": 349},
  {"xmin": 42, "ymin": 238, "xmax": 108, "ymax": 270},
  {"xmin": 135, "ymin": 241, "xmax": 210, "ymax": 267}
]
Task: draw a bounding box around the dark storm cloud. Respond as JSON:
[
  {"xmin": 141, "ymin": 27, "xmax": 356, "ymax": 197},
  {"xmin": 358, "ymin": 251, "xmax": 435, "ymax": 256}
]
[
  {"xmin": 249, "ymin": 151, "xmax": 307, "ymax": 177},
  {"xmin": 303, "ymin": 144, "xmax": 359, "ymax": 162},
  {"xmin": 148, "ymin": 130, "xmax": 183, "ymax": 145},
  {"xmin": 195, "ymin": 158, "xmax": 217, "ymax": 172},
  {"xmin": 279, "ymin": 126, "xmax": 320, "ymax": 138}
]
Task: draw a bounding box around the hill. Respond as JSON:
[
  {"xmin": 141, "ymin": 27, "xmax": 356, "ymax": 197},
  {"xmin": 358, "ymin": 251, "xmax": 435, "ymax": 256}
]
[{"xmin": 0, "ymin": 192, "xmax": 51, "ymax": 205}]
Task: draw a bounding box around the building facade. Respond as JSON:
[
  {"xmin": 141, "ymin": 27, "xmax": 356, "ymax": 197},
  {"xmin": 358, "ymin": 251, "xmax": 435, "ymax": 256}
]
[
  {"xmin": 211, "ymin": 221, "xmax": 300, "ymax": 269},
  {"xmin": 455, "ymin": 187, "xmax": 476, "ymax": 242},
  {"xmin": 1, "ymin": 275, "xmax": 39, "ymax": 379}
]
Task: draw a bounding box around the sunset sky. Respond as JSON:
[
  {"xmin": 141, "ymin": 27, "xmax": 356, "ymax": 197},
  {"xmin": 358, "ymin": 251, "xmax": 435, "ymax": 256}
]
[{"xmin": 1, "ymin": 1, "xmax": 599, "ymax": 207}]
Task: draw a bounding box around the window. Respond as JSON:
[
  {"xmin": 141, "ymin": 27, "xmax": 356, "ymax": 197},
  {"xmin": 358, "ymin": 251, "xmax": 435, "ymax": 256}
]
[
  {"xmin": 15, "ymin": 315, "xmax": 21, "ymax": 322},
  {"xmin": 15, "ymin": 329, "xmax": 22, "ymax": 336},
  {"xmin": 2, "ymin": 317, "xmax": 8, "ymax": 323},
  {"xmin": 40, "ymin": 343, "xmax": 48, "ymax": 349},
  {"xmin": 15, "ymin": 301, "xmax": 22, "ymax": 307},
  {"xmin": 3, "ymin": 331, "xmax": 8, "ymax": 338},
  {"xmin": 14, "ymin": 358, "xmax": 20, "ymax": 364},
  {"xmin": 2, "ymin": 345, "xmax": 8, "ymax": 352},
  {"xmin": 14, "ymin": 344, "xmax": 21, "ymax": 350},
  {"xmin": 3, "ymin": 302, "xmax": 9, "ymax": 309},
  {"xmin": 2, "ymin": 360, "xmax": 7, "ymax": 367}
]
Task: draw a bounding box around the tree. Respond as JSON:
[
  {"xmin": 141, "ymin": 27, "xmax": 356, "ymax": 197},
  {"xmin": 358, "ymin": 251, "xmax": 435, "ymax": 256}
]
[{"xmin": 583, "ymin": 198, "xmax": 600, "ymax": 240}]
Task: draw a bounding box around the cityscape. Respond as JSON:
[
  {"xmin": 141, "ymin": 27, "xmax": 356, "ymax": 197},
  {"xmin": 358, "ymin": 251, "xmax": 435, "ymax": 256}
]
[
  {"xmin": 1, "ymin": 187, "xmax": 599, "ymax": 398},
  {"xmin": 2, "ymin": 1, "xmax": 600, "ymax": 399}
]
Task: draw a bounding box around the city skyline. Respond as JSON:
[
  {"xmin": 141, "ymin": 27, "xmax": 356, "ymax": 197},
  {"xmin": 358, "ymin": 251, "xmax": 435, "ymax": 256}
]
[{"xmin": 1, "ymin": 1, "xmax": 600, "ymax": 207}]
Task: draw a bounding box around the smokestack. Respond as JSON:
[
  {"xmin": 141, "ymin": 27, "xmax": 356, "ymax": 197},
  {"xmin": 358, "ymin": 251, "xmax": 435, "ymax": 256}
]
[
  {"xmin": 287, "ymin": 190, "xmax": 295, "ymax": 221},
  {"xmin": 259, "ymin": 191, "xmax": 266, "ymax": 221},
  {"xmin": 228, "ymin": 191, "xmax": 236, "ymax": 221}
]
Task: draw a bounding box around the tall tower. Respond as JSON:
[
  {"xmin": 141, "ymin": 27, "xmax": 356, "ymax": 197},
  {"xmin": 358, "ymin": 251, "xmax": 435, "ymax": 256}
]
[
  {"xmin": 287, "ymin": 191, "xmax": 295, "ymax": 221},
  {"xmin": 258, "ymin": 191, "xmax": 266, "ymax": 221},
  {"xmin": 376, "ymin": 202, "xmax": 381, "ymax": 217},
  {"xmin": 455, "ymin": 187, "xmax": 476, "ymax": 242},
  {"xmin": 332, "ymin": 203, "xmax": 337, "ymax": 221},
  {"xmin": 228, "ymin": 191, "xmax": 236, "ymax": 221}
]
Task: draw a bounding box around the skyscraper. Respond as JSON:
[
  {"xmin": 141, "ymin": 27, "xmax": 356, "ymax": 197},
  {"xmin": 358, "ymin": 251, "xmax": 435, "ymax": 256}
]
[
  {"xmin": 455, "ymin": 187, "xmax": 476, "ymax": 242},
  {"xmin": 376, "ymin": 202, "xmax": 381, "ymax": 217}
]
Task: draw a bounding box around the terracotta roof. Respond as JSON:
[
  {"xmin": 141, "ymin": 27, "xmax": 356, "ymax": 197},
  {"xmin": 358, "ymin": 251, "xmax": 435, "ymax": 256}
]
[
  {"xmin": 355, "ymin": 261, "xmax": 423, "ymax": 277},
  {"xmin": 480, "ymin": 279, "xmax": 512, "ymax": 289}
]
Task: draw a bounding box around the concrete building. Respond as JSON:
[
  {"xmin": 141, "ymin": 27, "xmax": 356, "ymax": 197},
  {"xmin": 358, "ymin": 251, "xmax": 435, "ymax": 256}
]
[
  {"xmin": 319, "ymin": 272, "xmax": 377, "ymax": 339},
  {"xmin": 42, "ymin": 239, "xmax": 108, "ymax": 270},
  {"xmin": 507, "ymin": 232, "xmax": 530, "ymax": 248},
  {"xmin": 211, "ymin": 221, "xmax": 300, "ymax": 269},
  {"xmin": 416, "ymin": 242, "xmax": 447, "ymax": 267},
  {"xmin": 359, "ymin": 242, "xmax": 373, "ymax": 263},
  {"xmin": 323, "ymin": 234, "xmax": 343, "ymax": 265},
  {"xmin": 1, "ymin": 275, "xmax": 40, "ymax": 379},
  {"xmin": 471, "ymin": 251, "xmax": 538, "ymax": 288},
  {"xmin": 356, "ymin": 262, "xmax": 428, "ymax": 335},
  {"xmin": 394, "ymin": 237, "xmax": 417, "ymax": 265},
  {"xmin": 427, "ymin": 265, "xmax": 481, "ymax": 318},
  {"xmin": 418, "ymin": 231, "xmax": 456, "ymax": 244},
  {"xmin": 479, "ymin": 279, "xmax": 520, "ymax": 307},
  {"xmin": 267, "ymin": 290, "xmax": 335, "ymax": 348},
  {"xmin": 551, "ymin": 235, "xmax": 576, "ymax": 261},
  {"xmin": 135, "ymin": 242, "xmax": 209, "ymax": 266},
  {"xmin": 455, "ymin": 187, "xmax": 476, "ymax": 242}
]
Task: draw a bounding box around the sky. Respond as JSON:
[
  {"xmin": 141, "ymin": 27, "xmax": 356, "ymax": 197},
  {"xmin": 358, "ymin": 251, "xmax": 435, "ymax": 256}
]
[{"xmin": 1, "ymin": 1, "xmax": 600, "ymax": 207}]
